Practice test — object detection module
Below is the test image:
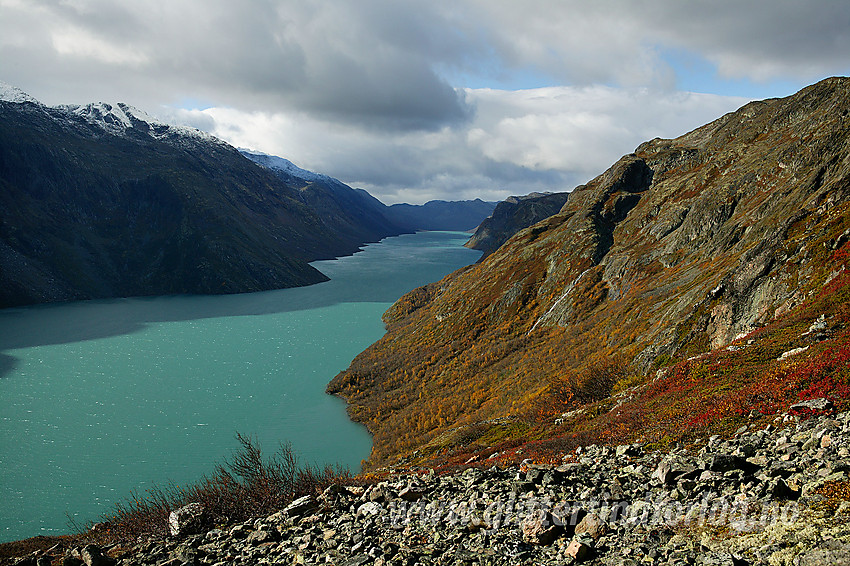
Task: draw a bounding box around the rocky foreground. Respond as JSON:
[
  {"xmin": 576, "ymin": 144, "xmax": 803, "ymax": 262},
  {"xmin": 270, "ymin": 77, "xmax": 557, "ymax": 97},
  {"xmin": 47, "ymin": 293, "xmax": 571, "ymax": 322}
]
[{"xmin": 9, "ymin": 406, "xmax": 850, "ymax": 566}]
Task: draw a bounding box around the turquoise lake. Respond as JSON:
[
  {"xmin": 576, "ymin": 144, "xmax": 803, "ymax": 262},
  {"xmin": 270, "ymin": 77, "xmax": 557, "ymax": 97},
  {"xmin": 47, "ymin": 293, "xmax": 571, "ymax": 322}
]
[{"xmin": 0, "ymin": 231, "xmax": 481, "ymax": 542}]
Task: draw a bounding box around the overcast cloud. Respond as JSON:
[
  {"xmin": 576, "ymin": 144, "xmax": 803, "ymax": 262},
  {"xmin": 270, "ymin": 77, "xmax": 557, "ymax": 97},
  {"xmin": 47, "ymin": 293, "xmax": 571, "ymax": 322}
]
[{"xmin": 2, "ymin": 0, "xmax": 849, "ymax": 203}]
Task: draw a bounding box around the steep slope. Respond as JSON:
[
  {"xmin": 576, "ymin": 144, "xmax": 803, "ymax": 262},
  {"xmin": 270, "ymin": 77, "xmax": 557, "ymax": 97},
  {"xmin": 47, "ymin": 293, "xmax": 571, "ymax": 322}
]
[
  {"xmin": 465, "ymin": 192, "xmax": 570, "ymax": 257},
  {"xmin": 384, "ymin": 199, "xmax": 497, "ymax": 231},
  {"xmin": 328, "ymin": 77, "xmax": 850, "ymax": 468},
  {"xmin": 241, "ymin": 150, "xmax": 406, "ymax": 244},
  {"xmin": 243, "ymin": 151, "xmax": 497, "ymax": 234},
  {"xmin": 0, "ymin": 89, "xmax": 402, "ymax": 308}
]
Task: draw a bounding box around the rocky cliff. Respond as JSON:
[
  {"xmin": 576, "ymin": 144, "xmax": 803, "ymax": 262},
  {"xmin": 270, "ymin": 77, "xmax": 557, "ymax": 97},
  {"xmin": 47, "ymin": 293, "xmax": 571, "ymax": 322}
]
[
  {"xmin": 328, "ymin": 77, "xmax": 850, "ymax": 468},
  {"xmin": 465, "ymin": 192, "xmax": 571, "ymax": 257},
  {"xmin": 0, "ymin": 90, "xmax": 406, "ymax": 308}
]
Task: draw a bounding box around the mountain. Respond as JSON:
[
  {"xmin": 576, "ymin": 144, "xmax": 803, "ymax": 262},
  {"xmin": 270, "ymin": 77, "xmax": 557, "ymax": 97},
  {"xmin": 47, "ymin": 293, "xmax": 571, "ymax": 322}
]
[
  {"xmin": 465, "ymin": 191, "xmax": 570, "ymax": 257},
  {"xmin": 0, "ymin": 86, "xmax": 405, "ymax": 308},
  {"xmin": 241, "ymin": 150, "xmax": 406, "ymax": 245},
  {"xmin": 243, "ymin": 150, "xmax": 498, "ymax": 235},
  {"xmin": 384, "ymin": 199, "xmax": 498, "ymax": 231},
  {"xmin": 328, "ymin": 77, "xmax": 850, "ymax": 468}
]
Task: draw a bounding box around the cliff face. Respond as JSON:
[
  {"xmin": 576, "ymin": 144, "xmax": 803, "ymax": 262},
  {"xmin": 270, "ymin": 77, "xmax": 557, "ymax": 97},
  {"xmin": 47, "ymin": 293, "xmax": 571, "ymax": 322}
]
[
  {"xmin": 465, "ymin": 192, "xmax": 570, "ymax": 257},
  {"xmin": 0, "ymin": 95, "xmax": 405, "ymax": 308},
  {"xmin": 329, "ymin": 77, "xmax": 850, "ymax": 467}
]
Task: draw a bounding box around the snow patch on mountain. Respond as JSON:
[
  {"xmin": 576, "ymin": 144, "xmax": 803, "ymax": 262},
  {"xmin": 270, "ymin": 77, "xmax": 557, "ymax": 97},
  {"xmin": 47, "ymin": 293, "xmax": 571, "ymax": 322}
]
[
  {"xmin": 62, "ymin": 101, "xmax": 223, "ymax": 145},
  {"xmin": 0, "ymin": 81, "xmax": 41, "ymax": 105},
  {"xmin": 240, "ymin": 150, "xmax": 337, "ymax": 186},
  {"xmin": 0, "ymin": 82, "xmax": 224, "ymax": 147}
]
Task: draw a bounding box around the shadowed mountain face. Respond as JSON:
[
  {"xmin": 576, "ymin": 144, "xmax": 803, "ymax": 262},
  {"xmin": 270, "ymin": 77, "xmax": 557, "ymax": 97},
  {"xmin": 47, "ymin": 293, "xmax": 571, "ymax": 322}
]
[
  {"xmin": 384, "ymin": 199, "xmax": 498, "ymax": 232},
  {"xmin": 242, "ymin": 151, "xmax": 498, "ymax": 234},
  {"xmin": 0, "ymin": 96, "xmax": 408, "ymax": 309},
  {"xmin": 329, "ymin": 77, "xmax": 850, "ymax": 467},
  {"xmin": 465, "ymin": 192, "xmax": 570, "ymax": 258},
  {"xmin": 240, "ymin": 150, "xmax": 406, "ymax": 245}
]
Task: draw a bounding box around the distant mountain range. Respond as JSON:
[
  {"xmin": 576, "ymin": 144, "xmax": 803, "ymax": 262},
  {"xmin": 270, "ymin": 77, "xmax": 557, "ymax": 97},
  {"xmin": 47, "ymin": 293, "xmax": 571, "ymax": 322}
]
[
  {"xmin": 0, "ymin": 84, "xmax": 496, "ymax": 308},
  {"xmin": 384, "ymin": 199, "xmax": 498, "ymax": 232}
]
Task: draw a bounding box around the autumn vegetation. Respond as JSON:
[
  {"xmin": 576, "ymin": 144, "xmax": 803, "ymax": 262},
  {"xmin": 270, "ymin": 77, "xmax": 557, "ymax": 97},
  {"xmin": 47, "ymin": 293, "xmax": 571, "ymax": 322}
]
[
  {"xmin": 75, "ymin": 435, "xmax": 351, "ymax": 543},
  {"xmin": 329, "ymin": 80, "xmax": 850, "ymax": 470}
]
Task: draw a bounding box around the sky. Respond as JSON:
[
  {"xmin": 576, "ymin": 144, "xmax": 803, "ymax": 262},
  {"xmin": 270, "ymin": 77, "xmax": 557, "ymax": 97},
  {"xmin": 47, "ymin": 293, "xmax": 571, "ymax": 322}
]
[{"xmin": 1, "ymin": 1, "xmax": 849, "ymax": 205}]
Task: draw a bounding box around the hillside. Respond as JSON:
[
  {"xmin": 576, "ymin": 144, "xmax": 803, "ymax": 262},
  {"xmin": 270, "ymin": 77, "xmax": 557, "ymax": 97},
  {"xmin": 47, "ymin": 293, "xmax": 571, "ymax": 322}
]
[
  {"xmin": 385, "ymin": 199, "xmax": 498, "ymax": 231},
  {"xmin": 242, "ymin": 151, "xmax": 497, "ymax": 235},
  {"xmin": 328, "ymin": 77, "xmax": 850, "ymax": 468},
  {"xmin": 241, "ymin": 150, "xmax": 406, "ymax": 245},
  {"xmin": 5, "ymin": 409, "xmax": 849, "ymax": 565},
  {"xmin": 466, "ymin": 192, "xmax": 570, "ymax": 257},
  {"xmin": 0, "ymin": 88, "xmax": 405, "ymax": 308}
]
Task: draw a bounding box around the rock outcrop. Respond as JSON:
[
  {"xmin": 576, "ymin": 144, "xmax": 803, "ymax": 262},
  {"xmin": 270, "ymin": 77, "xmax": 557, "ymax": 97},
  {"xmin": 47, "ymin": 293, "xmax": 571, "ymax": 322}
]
[{"xmin": 7, "ymin": 410, "xmax": 849, "ymax": 565}]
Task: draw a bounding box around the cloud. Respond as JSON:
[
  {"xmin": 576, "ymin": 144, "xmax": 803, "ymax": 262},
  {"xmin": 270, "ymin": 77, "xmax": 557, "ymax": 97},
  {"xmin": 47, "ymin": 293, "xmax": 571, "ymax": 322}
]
[
  {"xmin": 462, "ymin": 0, "xmax": 850, "ymax": 88},
  {"xmin": 0, "ymin": 0, "xmax": 472, "ymax": 130},
  {"xmin": 1, "ymin": 0, "xmax": 848, "ymax": 203},
  {"xmin": 163, "ymin": 86, "xmax": 746, "ymax": 204},
  {"xmin": 5, "ymin": 1, "xmax": 848, "ymax": 115}
]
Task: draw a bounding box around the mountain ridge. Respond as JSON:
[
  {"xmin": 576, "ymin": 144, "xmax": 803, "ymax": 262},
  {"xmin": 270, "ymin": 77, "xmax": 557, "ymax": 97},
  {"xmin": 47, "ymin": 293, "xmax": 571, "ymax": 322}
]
[
  {"xmin": 0, "ymin": 87, "xmax": 402, "ymax": 308},
  {"xmin": 465, "ymin": 191, "xmax": 571, "ymax": 257},
  {"xmin": 328, "ymin": 76, "xmax": 850, "ymax": 468},
  {"xmin": 0, "ymin": 86, "xmax": 497, "ymax": 309}
]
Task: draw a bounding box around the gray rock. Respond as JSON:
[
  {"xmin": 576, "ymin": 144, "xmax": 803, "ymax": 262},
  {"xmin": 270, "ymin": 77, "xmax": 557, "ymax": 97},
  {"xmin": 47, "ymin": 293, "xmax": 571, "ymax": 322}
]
[
  {"xmin": 696, "ymin": 552, "xmax": 736, "ymax": 565},
  {"xmin": 168, "ymin": 503, "xmax": 207, "ymax": 537},
  {"xmin": 708, "ymin": 454, "xmax": 756, "ymax": 474},
  {"xmin": 790, "ymin": 398, "xmax": 834, "ymax": 412},
  {"xmin": 283, "ymin": 494, "xmax": 318, "ymax": 518},
  {"xmin": 246, "ymin": 529, "xmax": 279, "ymax": 545},
  {"xmin": 356, "ymin": 501, "xmax": 382, "ymax": 518},
  {"xmin": 228, "ymin": 523, "xmax": 251, "ymax": 539},
  {"xmin": 767, "ymin": 477, "xmax": 800, "ymax": 500},
  {"xmin": 80, "ymin": 545, "xmax": 116, "ymax": 566},
  {"xmin": 799, "ymin": 547, "xmax": 850, "ymax": 566}
]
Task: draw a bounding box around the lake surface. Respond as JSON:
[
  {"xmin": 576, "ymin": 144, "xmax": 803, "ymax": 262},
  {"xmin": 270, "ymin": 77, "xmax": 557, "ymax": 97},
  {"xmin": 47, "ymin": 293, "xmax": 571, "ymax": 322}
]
[{"xmin": 0, "ymin": 231, "xmax": 481, "ymax": 543}]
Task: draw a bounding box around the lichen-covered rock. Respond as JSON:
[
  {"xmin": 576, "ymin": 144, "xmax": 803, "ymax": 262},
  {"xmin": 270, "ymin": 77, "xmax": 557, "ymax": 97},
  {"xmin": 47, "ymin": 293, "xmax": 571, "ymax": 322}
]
[
  {"xmin": 6, "ymin": 410, "xmax": 835, "ymax": 566},
  {"xmin": 168, "ymin": 503, "xmax": 206, "ymax": 537}
]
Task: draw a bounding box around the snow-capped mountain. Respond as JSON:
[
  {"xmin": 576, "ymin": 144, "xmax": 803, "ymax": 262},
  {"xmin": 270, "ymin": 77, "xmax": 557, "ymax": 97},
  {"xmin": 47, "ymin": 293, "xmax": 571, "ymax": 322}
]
[
  {"xmin": 0, "ymin": 84, "xmax": 406, "ymax": 308},
  {"xmin": 0, "ymin": 81, "xmax": 40, "ymax": 105},
  {"xmin": 240, "ymin": 150, "xmax": 335, "ymax": 185},
  {"xmin": 1, "ymin": 82, "xmax": 221, "ymax": 146}
]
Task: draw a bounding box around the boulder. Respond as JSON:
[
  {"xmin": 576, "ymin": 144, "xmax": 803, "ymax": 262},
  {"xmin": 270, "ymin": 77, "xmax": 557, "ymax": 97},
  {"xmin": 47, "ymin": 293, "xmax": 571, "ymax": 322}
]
[
  {"xmin": 283, "ymin": 495, "xmax": 319, "ymax": 518},
  {"xmin": 565, "ymin": 537, "xmax": 592, "ymax": 562},
  {"xmin": 80, "ymin": 545, "xmax": 115, "ymax": 566},
  {"xmin": 790, "ymin": 398, "xmax": 834, "ymax": 413},
  {"xmin": 168, "ymin": 503, "xmax": 207, "ymax": 537},
  {"xmin": 574, "ymin": 512, "xmax": 607, "ymax": 541},
  {"xmin": 356, "ymin": 502, "xmax": 382, "ymax": 518},
  {"xmin": 246, "ymin": 529, "xmax": 279, "ymax": 545},
  {"xmin": 520, "ymin": 514, "xmax": 560, "ymax": 545}
]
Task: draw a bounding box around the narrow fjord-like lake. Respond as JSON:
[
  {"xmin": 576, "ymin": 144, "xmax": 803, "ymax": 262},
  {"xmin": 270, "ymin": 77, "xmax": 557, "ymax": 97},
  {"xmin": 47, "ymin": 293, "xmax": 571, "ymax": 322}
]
[{"xmin": 0, "ymin": 231, "xmax": 480, "ymax": 542}]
